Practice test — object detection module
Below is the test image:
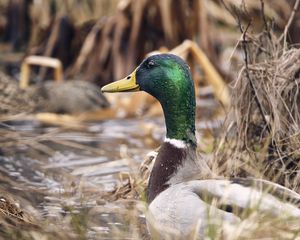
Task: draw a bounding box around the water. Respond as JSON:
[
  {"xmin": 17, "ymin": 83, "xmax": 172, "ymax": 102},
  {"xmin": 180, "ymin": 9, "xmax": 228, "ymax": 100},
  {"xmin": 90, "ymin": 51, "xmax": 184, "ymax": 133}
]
[
  {"xmin": 0, "ymin": 98, "xmax": 223, "ymax": 239},
  {"xmin": 0, "ymin": 117, "xmax": 163, "ymax": 239}
]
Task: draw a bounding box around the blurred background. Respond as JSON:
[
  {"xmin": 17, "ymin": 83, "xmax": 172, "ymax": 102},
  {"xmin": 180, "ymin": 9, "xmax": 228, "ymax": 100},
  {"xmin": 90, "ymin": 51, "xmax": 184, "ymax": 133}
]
[
  {"xmin": 0, "ymin": 0, "xmax": 298, "ymax": 85},
  {"xmin": 0, "ymin": 0, "xmax": 299, "ymax": 239}
]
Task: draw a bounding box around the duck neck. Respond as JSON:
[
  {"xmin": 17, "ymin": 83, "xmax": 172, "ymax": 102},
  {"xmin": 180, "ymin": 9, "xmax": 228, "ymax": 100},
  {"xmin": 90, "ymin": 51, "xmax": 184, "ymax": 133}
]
[
  {"xmin": 147, "ymin": 88, "xmax": 198, "ymax": 203},
  {"xmin": 145, "ymin": 59, "xmax": 198, "ymax": 203},
  {"xmin": 162, "ymin": 100, "xmax": 196, "ymax": 146},
  {"xmin": 159, "ymin": 73, "xmax": 197, "ymax": 146}
]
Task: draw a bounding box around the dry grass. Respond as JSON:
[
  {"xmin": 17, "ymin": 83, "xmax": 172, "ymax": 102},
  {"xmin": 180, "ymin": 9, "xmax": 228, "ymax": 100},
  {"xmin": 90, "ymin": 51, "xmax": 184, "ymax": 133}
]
[{"xmin": 214, "ymin": 31, "xmax": 300, "ymax": 191}]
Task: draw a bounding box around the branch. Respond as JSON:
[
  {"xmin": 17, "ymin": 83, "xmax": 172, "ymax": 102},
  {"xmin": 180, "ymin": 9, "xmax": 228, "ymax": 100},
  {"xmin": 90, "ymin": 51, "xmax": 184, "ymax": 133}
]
[
  {"xmin": 278, "ymin": 0, "xmax": 300, "ymax": 49},
  {"xmin": 240, "ymin": 21, "xmax": 272, "ymax": 136},
  {"xmin": 260, "ymin": 0, "xmax": 272, "ymax": 40}
]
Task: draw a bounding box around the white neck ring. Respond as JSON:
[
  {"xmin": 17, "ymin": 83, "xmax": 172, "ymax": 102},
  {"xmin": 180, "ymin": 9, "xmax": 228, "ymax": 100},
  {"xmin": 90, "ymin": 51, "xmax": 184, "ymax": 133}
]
[{"xmin": 164, "ymin": 138, "xmax": 187, "ymax": 148}]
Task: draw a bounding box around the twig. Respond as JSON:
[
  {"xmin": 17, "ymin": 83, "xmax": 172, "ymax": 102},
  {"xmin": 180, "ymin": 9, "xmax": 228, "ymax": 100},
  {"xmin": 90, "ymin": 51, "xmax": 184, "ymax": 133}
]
[
  {"xmin": 238, "ymin": 18, "xmax": 272, "ymax": 135},
  {"xmin": 240, "ymin": 21, "xmax": 251, "ymax": 66},
  {"xmin": 221, "ymin": 0, "xmax": 274, "ymax": 139},
  {"xmin": 239, "ymin": 19, "xmax": 284, "ymax": 162},
  {"xmin": 278, "ymin": 0, "xmax": 300, "ymax": 50},
  {"xmin": 260, "ymin": 0, "xmax": 272, "ymax": 40},
  {"xmin": 220, "ymin": 0, "xmax": 239, "ymax": 22}
]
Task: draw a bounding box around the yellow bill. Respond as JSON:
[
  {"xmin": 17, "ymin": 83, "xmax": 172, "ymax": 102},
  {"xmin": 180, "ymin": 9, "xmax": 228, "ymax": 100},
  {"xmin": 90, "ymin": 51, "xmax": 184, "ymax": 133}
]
[{"xmin": 101, "ymin": 69, "xmax": 140, "ymax": 93}]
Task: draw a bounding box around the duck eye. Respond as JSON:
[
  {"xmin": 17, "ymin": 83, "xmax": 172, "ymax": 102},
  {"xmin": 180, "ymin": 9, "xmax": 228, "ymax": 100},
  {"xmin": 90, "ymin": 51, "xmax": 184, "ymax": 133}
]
[{"xmin": 147, "ymin": 60, "xmax": 155, "ymax": 68}]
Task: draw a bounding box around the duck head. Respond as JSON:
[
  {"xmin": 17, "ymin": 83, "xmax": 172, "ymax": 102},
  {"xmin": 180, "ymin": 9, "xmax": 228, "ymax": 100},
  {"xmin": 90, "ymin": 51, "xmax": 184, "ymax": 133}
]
[{"xmin": 102, "ymin": 54, "xmax": 196, "ymax": 145}]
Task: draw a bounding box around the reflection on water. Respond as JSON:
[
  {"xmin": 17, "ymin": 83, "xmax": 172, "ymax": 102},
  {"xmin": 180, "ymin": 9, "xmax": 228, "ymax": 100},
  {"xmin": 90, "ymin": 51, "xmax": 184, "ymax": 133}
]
[{"xmin": 0, "ymin": 99, "xmax": 223, "ymax": 238}]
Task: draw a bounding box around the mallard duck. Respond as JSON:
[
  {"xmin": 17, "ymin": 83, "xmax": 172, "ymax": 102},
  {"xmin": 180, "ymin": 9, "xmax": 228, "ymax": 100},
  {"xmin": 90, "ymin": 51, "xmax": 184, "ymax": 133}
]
[
  {"xmin": 31, "ymin": 80, "xmax": 110, "ymax": 114},
  {"xmin": 21, "ymin": 55, "xmax": 110, "ymax": 114},
  {"xmin": 0, "ymin": 73, "xmax": 109, "ymax": 115},
  {"xmin": 101, "ymin": 54, "xmax": 300, "ymax": 239},
  {"xmin": 0, "ymin": 56, "xmax": 109, "ymax": 115}
]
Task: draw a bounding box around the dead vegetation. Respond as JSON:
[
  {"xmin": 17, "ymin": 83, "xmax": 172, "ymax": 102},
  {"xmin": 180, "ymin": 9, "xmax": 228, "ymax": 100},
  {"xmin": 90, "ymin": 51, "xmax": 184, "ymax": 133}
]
[
  {"xmin": 0, "ymin": 0, "xmax": 300, "ymax": 239},
  {"xmin": 215, "ymin": 0, "xmax": 300, "ymax": 193},
  {"xmin": 1, "ymin": 0, "xmax": 299, "ymax": 84},
  {"xmin": 221, "ymin": 44, "xmax": 300, "ymax": 187},
  {"xmin": 2, "ymin": 0, "xmax": 216, "ymax": 85}
]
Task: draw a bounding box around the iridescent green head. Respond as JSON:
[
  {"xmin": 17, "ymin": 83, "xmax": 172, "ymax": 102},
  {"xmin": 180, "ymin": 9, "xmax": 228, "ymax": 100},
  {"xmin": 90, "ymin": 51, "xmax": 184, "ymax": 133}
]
[{"xmin": 101, "ymin": 54, "xmax": 196, "ymax": 145}]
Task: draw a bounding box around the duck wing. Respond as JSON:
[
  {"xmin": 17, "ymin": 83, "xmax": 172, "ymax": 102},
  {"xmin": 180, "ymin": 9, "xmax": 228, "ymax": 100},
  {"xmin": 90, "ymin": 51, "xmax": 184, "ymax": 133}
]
[
  {"xmin": 148, "ymin": 179, "xmax": 300, "ymax": 239},
  {"xmin": 188, "ymin": 179, "xmax": 300, "ymax": 218},
  {"xmin": 231, "ymin": 178, "xmax": 300, "ymax": 206}
]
